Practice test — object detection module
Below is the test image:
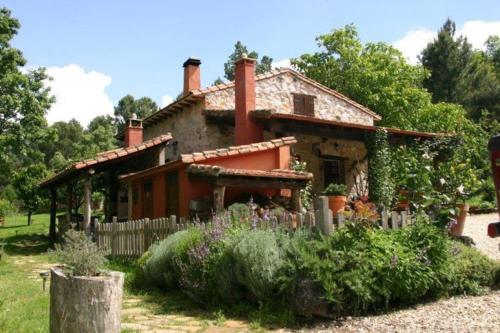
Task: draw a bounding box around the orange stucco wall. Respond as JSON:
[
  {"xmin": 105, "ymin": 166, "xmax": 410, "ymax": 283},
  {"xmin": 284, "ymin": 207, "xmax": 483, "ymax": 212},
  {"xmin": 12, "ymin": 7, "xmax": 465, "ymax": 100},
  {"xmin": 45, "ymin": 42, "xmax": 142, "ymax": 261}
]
[{"xmin": 127, "ymin": 146, "xmax": 292, "ymax": 219}]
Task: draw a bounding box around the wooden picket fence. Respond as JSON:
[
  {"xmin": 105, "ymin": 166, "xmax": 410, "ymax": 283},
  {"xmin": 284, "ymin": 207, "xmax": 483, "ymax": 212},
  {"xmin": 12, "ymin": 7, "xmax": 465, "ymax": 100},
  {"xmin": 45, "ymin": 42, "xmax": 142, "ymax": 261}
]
[{"xmin": 95, "ymin": 197, "xmax": 412, "ymax": 257}]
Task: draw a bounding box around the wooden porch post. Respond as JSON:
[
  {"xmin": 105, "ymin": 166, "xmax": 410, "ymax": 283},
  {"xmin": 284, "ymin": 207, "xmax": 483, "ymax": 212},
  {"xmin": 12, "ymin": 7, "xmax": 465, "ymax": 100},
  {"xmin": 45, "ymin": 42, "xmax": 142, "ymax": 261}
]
[
  {"xmin": 213, "ymin": 185, "xmax": 226, "ymax": 213},
  {"xmin": 83, "ymin": 176, "xmax": 92, "ymax": 235},
  {"xmin": 49, "ymin": 188, "xmax": 57, "ymax": 247},
  {"xmin": 127, "ymin": 183, "xmax": 133, "ymax": 220},
  {"xmin": 291, "ymin": 189, "xmax": 302, "ymax": 212}
]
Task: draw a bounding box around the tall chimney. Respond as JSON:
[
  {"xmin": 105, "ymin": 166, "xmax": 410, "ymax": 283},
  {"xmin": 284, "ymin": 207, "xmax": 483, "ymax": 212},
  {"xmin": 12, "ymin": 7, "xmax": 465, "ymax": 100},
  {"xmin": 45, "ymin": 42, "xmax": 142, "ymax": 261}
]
[
  {"xmin": 234, "ymin": 54, "xmax": 263, "ymax": 145},
  {"xmin": 183, "ymin": 57, "xmax": 201, "ymax": 95},
  {"xmin": 124, "ymin": 117, "xmax": 143, "ymax": 147}
]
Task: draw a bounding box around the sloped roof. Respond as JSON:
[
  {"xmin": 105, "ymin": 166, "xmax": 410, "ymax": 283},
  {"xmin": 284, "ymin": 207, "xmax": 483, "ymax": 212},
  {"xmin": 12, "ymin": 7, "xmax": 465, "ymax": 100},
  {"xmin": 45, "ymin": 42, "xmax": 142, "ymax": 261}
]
[
  {"xmin": 180, "ymin": 136, "xmax": 297, "ymax": 163},
  {"xmin": 119, "ymin": 136, "xmax": 298, "ymax": 182},
  {"xmin": 142, "ymin": 67, "xmax": 381, "ymax": 128},
  {"xmin": 40, "ymin": 134, "xmax": 173, "ymax": 188}
]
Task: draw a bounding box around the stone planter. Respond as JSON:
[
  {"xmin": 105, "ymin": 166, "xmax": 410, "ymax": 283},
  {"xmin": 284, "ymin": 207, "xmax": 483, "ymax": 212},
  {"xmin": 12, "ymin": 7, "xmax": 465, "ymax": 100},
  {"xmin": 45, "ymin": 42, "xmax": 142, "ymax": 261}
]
[
  {"xmin": 49, "ymin": 267, "xmax": 124, "ymax": 333},
  {"xmin": 451, "ymin": 203, "xmax": 469, "ymax": 237}
]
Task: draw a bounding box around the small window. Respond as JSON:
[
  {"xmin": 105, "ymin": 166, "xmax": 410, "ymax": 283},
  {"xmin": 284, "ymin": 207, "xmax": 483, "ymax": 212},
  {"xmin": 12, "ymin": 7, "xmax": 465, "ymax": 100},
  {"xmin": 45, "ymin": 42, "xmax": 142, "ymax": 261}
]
[
  {"xmin": 323, "ymin": 157, "xmax": 345, "ymax": 189},
  {"xmin": 293, "ymin": 93, "xmax": 315, "ymax": 116}
]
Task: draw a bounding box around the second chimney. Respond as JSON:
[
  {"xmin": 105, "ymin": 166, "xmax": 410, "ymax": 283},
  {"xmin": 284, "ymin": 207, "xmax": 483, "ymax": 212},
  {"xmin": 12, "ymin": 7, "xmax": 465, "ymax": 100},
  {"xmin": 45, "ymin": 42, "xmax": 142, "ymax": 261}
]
[
  {"xmin": 234, "ymin": 54, "xmax": 263, "ymax": 145},
  {"xmin": 124, "ymin": 117, "xmax": 143, "ymax": 147},
  {"xmin": 183, "ymin": 57, "xmax": 201, "ymax": 95}
]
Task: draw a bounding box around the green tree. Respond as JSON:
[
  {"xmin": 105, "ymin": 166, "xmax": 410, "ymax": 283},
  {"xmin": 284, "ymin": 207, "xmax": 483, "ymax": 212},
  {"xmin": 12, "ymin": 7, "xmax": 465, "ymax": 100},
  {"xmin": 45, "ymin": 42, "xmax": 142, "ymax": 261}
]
[
  {"xmin": 113, "ymin": 95, "xmax": 158, "ymax": 125},
  {"xmin": 0, "ymin": 7, "xmax": 53, "ymax": 193},
  {"xmin": 486, "ymin": 36, "xmax": 500, "ymax": 74},
  {"xmin": 292, "ymin": 24, "xmax": 431, "ymax": 129},
  {"xmin": 13, "ymin": 164, "xmax": 48, "ymax": 225},
  {"xmin": 420, "ymin": 19, "xmax": 472, "ymax": 103},
  {"xmin": 223, "ymin": 41, "xmax": 273, "ymax": 81}
]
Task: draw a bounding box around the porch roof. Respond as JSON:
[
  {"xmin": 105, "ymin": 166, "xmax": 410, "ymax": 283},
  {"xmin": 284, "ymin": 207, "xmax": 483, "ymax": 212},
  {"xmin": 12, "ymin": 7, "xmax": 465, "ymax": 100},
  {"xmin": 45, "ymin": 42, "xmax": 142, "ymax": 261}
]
[
  {"xmin": 203, "ymin": 109, "xmax": 447, "ymax": 140},
  {"xmin": 186, "ymin": 164, "xmax": 313, "ymax": 189},
  {"xmin": 40, "ymin": 134, "xmax": 173, "ymax": 188},
  {"xmin": 118, "ymin": 136, "xmax": 298, "ymax": 182}
]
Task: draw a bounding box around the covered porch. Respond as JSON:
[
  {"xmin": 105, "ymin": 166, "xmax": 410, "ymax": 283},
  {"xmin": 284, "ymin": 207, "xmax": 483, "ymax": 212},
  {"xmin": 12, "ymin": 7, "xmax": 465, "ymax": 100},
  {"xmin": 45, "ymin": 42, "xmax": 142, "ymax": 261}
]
[{"xmin": 39, "ymin": 134, "xmax": 173, "ymax": 245}]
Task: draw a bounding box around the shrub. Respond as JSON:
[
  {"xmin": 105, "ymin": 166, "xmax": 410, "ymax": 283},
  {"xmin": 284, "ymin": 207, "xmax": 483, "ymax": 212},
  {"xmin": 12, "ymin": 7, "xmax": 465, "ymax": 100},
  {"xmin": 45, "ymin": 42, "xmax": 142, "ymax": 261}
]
[
  {"xmin": 232, "ymin": 229, "xmax": 289, "ymax": 301},
  {"xmin": 54, "ymin": 230, "xmax": 107, "ymax": 276},
  {"xmin": 323, "ymin": 183, "xmax": 347, "ymax": 196},
  {"xmin": 447, "ymin": 242, "xmax": 497, "ymax": 295},
  {"xmin": 144, "ymin": 228, "xmax": 203, "ymax": 288},
  {"xmin": 367, "ymin": 128, "xmax": 394, "ymax": 209}
]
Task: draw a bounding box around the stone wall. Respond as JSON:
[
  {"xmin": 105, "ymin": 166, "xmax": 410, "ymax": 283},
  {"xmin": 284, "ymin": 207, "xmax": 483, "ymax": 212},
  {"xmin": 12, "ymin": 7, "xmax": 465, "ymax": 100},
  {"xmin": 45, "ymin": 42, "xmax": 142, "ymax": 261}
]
[
  {"xmin": 205, "ymin": 71, "xmax": 376, "ymax": 126},
  {"xmin": 264, "ymin": 131, "xmax": 368, "ymax": 196},
  {"xmin": 144, "ymin": 102, "xmax": 234, "ymax": 155}
]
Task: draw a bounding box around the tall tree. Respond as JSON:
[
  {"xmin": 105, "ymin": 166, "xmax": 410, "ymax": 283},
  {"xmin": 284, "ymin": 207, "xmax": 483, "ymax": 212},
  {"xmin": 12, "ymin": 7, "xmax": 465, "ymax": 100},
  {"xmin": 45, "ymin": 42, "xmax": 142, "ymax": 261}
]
[
  {"xmin": 420, "ymin": 19, "xmax": 472, "ymax": 103},
  {"xmin": 113, "ymin": 95, "xmax": 158, "ymax": 133},
  {"xmin": 292, "ymin": 24, "xmax": 431, "ymax": 129},
  {"xmin": 222, "ymin": 41, "xmax": 273, "ymax": 81},
  {"xmin": 13, "ymin": 163, "xmax": 48, "ymax": 225},
  {"xmin": 0, "ymin": 7, "xmax": 53, "ymax": 222}
]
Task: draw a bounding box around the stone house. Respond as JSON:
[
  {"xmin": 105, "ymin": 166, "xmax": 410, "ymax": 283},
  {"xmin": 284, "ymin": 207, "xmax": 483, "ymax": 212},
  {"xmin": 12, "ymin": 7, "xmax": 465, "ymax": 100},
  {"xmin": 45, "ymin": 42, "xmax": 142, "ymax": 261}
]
[{"xmin": 41, "ymin": 55, "xmax": 438, "ymax": 242}]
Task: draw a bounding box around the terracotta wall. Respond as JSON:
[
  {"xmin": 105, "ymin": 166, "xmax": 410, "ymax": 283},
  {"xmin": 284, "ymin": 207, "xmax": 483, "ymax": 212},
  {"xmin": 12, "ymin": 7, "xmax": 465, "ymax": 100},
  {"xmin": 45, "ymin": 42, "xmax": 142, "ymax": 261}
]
[{"xmin": 128, "ymin": 146, "xmax": 292, "ymax": 219}]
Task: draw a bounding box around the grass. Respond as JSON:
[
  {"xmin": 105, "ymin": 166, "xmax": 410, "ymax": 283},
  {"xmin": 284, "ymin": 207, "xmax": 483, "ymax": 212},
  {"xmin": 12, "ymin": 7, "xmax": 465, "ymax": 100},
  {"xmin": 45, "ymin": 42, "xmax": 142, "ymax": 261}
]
[{"xmin": 0, "ymin": 213, "xmax": 52, "ymax": 333}]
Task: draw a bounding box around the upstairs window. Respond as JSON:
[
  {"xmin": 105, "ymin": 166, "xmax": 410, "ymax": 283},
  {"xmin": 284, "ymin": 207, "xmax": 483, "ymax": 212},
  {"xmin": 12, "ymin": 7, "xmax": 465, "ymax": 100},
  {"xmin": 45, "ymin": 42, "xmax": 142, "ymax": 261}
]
[{"xmin": 293, "ymin": 93, "xmax": 315, "ymax": 116}]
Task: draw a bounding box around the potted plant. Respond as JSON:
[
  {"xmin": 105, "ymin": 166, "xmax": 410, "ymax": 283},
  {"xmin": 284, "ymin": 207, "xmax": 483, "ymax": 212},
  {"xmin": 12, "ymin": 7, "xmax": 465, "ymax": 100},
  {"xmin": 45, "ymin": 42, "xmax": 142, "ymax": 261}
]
[
  {"xmin": 50, "ymin": 230, "xmax": 124, "ymax": 333},
  {"xmin": 450, "ymin": 185, "xmax": 470, "ymax": 237},
  {"xmin": 396, "ymin": 187, "xmax": 410, "ymax": 211},
  {"xmin": 323, "ymin": 183, "xmax": 348, "ymax": 214}
]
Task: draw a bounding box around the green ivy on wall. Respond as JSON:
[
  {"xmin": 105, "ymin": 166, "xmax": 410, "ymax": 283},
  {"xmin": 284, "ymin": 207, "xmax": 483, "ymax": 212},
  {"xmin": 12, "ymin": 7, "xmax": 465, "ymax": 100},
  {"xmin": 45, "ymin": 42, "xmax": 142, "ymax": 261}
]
[{"xmin": 367, "ymin": 129, "xmax": 395, "ymax": 210}]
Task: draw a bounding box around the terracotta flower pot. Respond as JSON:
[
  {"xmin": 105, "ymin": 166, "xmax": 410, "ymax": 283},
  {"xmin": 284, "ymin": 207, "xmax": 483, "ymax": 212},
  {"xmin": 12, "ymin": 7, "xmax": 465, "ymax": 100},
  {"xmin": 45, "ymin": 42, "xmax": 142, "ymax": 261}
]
[
  {"xmin": 451, "ymin": 203, "xmax": 469, "ymax": 236},
  {"xmin": 328, "ymin": 195, "xmax": 347, "ymax": 214}
]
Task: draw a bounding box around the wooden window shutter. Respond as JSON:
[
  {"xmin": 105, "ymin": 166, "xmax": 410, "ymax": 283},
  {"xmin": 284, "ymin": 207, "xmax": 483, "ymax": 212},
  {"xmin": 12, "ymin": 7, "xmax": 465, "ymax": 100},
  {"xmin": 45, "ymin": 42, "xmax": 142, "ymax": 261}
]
[
  {"xmin": 304, "ymin": 95, "xmax": 315, "ymax": 116},
  {"xmin": 293, "ymin": 94, "xmax": 305, "ymax": 115},
  {"xmin": 293, "ymin": 93, "xmax": 315, "ymax": 116}
]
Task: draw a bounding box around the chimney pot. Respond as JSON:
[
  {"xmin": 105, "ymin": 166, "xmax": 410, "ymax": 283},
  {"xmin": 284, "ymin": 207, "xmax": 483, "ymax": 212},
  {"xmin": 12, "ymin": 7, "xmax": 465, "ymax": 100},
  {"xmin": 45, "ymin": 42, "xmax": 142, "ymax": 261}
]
[{"xmin": 183, "ymin": 57, "xmax": 201, "ymax": 95}]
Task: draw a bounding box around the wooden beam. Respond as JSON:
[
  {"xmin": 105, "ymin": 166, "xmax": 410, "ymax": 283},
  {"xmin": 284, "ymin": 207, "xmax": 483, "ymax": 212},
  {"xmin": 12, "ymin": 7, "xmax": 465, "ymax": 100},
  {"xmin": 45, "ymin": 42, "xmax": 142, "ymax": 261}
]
[
  {"xmin": 127, "ymin": 183, "xmax": 133, "ymax": 220},
  {"xmin": 213, "ymin": 185, "xmax": 226, "ymax": 213},
  {"xmin": 82, "ymin": 177, "xmax": 92, "ymax": 235},
  {"xmin": 49, "ymin": 188, "xmax": 57, "ymax": 247},
  {"xmin": 291, "ymin": 189, "xmax": 302, "ymax": 212},
  {"xmin": 215, "ymin": 176, "xmax": 308, "ymax": 190}
]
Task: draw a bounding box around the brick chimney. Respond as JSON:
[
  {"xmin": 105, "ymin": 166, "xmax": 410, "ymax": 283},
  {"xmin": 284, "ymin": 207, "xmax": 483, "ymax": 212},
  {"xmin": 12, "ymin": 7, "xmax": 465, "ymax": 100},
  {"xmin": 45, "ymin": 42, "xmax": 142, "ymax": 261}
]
[
  {"xmin": 183, "ymin": 57, "xmax": 201, "ymax": 95},
  {"xmin": 234, "ymin": 54, "xmax": 263, "ymax": 145},
  {"xmin": 124, "ymin": 116, "xmax": 143, "ymax": 147}
]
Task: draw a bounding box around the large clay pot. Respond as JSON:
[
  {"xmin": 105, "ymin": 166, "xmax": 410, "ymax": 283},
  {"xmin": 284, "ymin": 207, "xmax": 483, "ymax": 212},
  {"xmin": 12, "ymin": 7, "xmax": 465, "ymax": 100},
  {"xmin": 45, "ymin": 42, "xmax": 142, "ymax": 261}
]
[
  {"xmin": 50, "ymin": 267, "xmax": 124, "ymax": 333},
  {"xmin": 328, "ymin": 195, "xmax": 347, "ymax": 214},
  {"xmin": 451, "ymin": 203, "xmax": 469, "ymax": 236}
]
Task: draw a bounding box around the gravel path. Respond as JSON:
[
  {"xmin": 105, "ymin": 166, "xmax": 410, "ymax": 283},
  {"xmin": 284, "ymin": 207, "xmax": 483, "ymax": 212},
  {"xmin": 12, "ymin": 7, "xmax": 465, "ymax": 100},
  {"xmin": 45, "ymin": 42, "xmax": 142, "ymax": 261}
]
[
  {"xmin": 305, "ymin": 291, "xmax": 500, "ymax": 332},
  {"xmin": 301, "ymin": 213, "xmax": 500, "ymax": 333},
  {"xmin": 464, "ymin": 213, "xmax": 500, "ymax": 260}
]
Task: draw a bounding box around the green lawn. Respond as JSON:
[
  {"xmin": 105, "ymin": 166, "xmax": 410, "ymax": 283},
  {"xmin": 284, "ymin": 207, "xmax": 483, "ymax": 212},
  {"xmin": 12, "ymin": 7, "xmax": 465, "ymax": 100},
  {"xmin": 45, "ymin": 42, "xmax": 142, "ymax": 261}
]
[{"xmin": 0, "ymin": 213, "xmax": 52, "ymax": 333}]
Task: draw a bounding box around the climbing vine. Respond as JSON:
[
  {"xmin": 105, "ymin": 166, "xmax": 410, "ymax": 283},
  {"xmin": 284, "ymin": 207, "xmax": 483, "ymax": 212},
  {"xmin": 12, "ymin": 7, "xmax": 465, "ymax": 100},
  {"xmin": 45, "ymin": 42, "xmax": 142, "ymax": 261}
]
[{"xmin": 367, "ymin": 129, "xmax": 394, "ymax": 210}]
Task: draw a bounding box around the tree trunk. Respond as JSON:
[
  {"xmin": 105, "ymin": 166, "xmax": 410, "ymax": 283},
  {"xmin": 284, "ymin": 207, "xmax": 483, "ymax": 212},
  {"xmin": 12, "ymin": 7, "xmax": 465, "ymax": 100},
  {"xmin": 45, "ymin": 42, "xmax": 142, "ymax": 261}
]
[
  {"xmin": 27, "ymin": 211, "xmax": 32, "ymax": 226},
  {"xmin": 50, "ymin": 268, "xmax": 124, "ymax": 333}
]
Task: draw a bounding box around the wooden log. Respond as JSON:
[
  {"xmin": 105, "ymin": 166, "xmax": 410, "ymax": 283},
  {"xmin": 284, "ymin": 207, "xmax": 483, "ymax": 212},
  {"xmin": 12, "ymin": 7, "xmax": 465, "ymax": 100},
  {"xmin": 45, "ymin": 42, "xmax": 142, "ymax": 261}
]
[
  {"xmin": 82, "ymin": 177, "xmax": 92, "ymax": 235},
  {"xmin": 213, "ymin": 185, "xmax": 226, "ymax": 213},
  {"xmin": 49, "ymin": 268, "xmax": 124, "ymax": 333}
]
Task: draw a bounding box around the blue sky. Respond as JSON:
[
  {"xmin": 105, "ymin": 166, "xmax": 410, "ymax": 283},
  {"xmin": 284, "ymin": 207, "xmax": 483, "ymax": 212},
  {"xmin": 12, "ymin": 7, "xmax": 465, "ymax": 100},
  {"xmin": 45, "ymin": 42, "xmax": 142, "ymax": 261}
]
[{"xmin": 4, "ymin": 0, "xmax": 500, "ymax": 125}]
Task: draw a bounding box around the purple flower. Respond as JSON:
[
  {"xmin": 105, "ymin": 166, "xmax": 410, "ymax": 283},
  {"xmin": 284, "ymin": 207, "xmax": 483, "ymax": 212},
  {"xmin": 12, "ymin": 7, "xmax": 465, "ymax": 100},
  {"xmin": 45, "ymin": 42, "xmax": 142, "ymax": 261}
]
[{"xmin": 446, "ymin": 218, "xmax": 457, "ymax": 229}]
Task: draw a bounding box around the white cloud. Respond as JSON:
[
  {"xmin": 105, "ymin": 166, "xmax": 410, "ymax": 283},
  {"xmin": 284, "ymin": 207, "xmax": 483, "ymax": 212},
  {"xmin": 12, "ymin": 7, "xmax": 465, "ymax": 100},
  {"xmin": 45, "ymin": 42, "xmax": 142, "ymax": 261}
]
[
  {"xmin": 393, "ymin": 29, "xmax": 436, "ymax": 64},
  {"xmin": 272, "ymin": 58, "xmax": 292, "ymax": 69},
  {"xmin": 161, "ymin": 95, "xmax": 174, "ymax": 107},
  {"xmin": 393, "ymin": 20, "xmax": 500, "ymax": 64},
  {"xmin": 460, "ymin": 20, "xmax": 500, "ymax": 49},
  {"xmin": 44, "ymin": 64, "xmax": 114, "ymax": 126}
]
